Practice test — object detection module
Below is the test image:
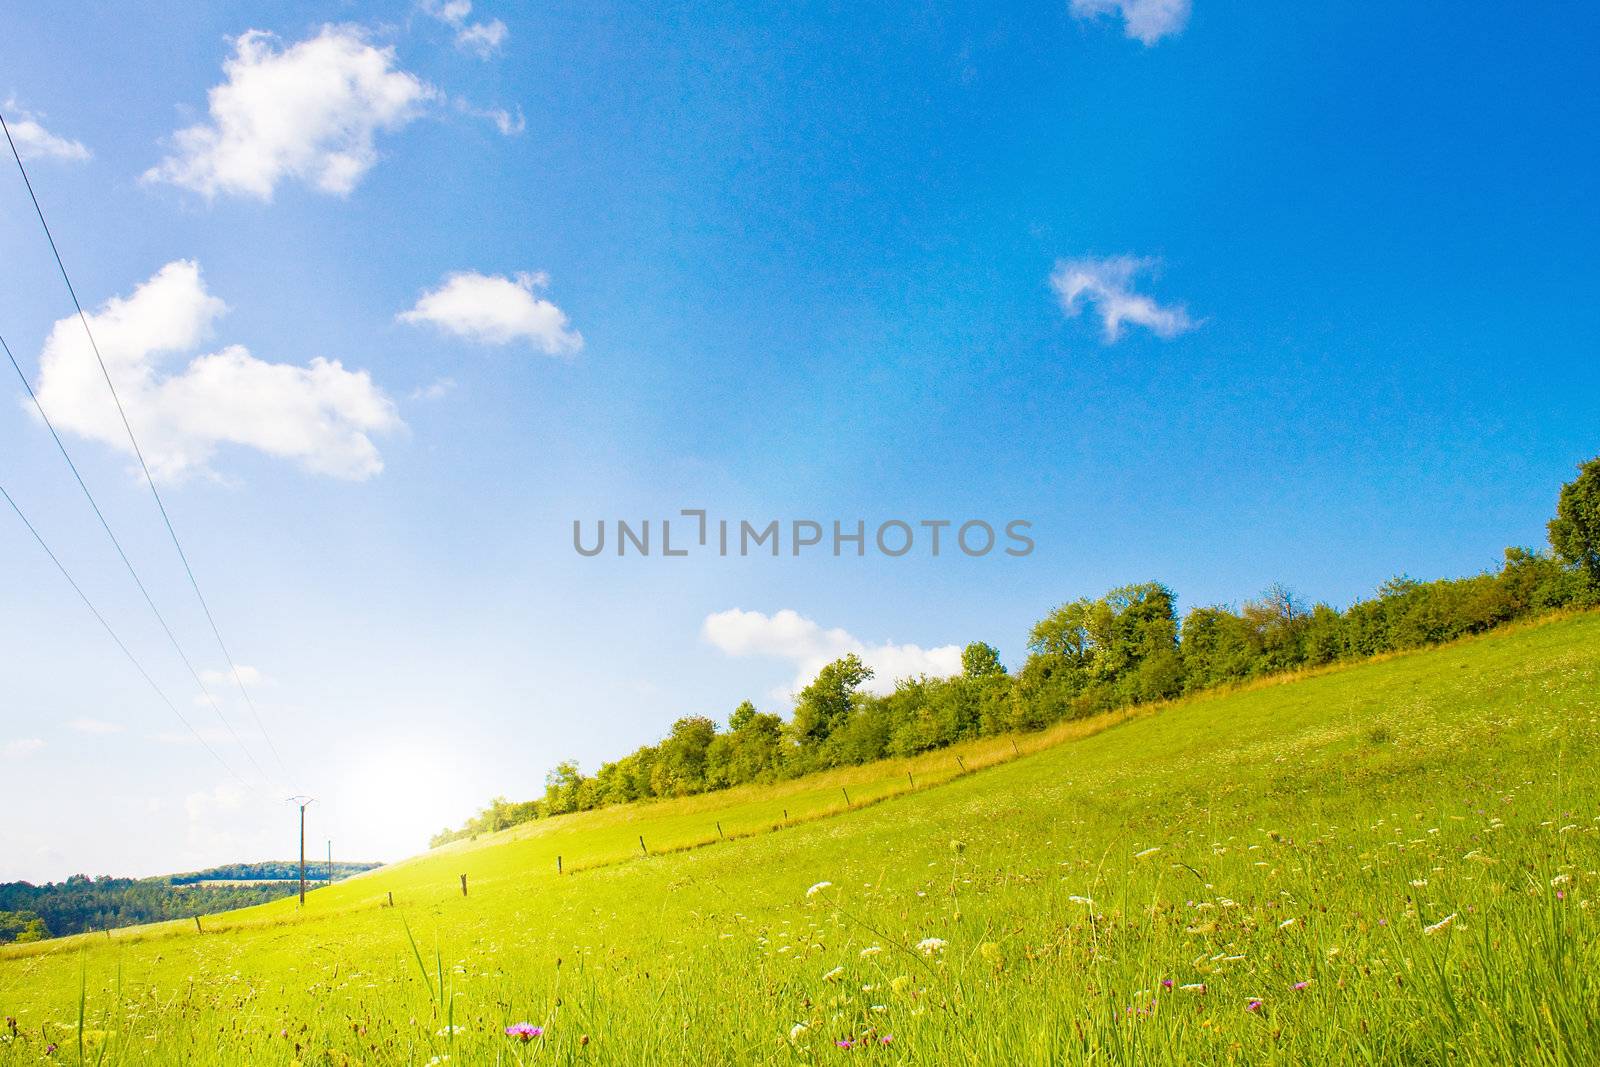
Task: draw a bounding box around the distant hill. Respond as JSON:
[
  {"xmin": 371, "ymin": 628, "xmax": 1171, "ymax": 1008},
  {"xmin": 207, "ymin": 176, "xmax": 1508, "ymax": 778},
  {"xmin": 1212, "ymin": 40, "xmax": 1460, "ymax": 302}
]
[{"xmin": 0, "ymin": 860, "xmax": 381, "ymax": 942}]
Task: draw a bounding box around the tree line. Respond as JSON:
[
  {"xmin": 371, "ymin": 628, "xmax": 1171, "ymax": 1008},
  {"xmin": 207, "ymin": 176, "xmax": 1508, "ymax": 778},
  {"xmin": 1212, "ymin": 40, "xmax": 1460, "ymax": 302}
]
[
  {"xmin": 431, "ymin": 457, "xmax": 1600, "ymax": 847},
  {"xmin": 0, "ymin": 861, "xmax": 380, "ymax": 943}
]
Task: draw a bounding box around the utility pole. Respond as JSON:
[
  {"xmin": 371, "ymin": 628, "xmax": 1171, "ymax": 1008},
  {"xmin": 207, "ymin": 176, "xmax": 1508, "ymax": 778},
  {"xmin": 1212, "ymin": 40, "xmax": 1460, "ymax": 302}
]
[
  {"xmin": 287, "ymin": 796, "xmax": 315, "ymax": 906},
  {"xmin": 326, "ymin": 839, "xmax": 332, "ymax": 886}
]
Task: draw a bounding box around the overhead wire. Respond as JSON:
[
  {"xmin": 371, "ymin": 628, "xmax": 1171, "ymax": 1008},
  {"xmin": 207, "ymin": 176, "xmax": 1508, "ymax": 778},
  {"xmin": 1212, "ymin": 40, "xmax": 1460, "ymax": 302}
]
[
  {"xmin": 1, "ymin": 107, "xmax": 293, "ymax": 786},
  {"xmin": 0, "ymin": 477, "xmax": 256, "ymax": 793}
]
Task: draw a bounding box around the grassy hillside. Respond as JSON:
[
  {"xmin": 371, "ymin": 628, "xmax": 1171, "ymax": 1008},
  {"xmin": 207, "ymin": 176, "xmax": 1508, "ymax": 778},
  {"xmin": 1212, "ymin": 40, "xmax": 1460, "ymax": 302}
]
[{"xmin": 2, "ymin": 613, "xmax": 1597, "ymax": 1065}]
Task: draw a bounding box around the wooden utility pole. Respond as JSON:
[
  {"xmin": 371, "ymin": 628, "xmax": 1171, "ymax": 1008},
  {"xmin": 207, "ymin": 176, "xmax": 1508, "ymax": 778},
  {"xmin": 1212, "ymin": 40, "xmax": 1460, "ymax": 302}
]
[
  {"xmin": 326, "ymin": 840, "xmax": 332, "ymax": 885},
  {"xmin": 287, "ymin": 796, "xmax": 315, "ymax": 906}
]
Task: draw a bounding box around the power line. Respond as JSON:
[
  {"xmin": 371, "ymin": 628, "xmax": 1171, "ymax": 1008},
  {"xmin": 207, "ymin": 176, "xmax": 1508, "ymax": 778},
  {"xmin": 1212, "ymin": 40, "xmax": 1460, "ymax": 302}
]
[
  {"xmin": 1, "ymin": 329, "xmax": 277, "ymax": 789},
  {"xmin": 1, "ymin": 108, "xmax": 292, "ymax": 785},
  {"xmin": 0, "ymin": 477, "xmax": 254, "ymax": 793}
]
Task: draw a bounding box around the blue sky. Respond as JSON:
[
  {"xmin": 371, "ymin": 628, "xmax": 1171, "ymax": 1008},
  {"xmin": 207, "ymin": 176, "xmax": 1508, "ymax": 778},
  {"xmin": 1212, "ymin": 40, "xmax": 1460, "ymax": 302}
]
[{"xmin": 1, "ymin": 1, "xmax": 1595, "ymax": 880}]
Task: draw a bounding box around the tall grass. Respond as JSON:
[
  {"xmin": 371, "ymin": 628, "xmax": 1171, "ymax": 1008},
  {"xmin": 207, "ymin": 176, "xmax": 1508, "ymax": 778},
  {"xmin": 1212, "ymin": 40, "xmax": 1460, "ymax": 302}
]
[{"xmin": 1, "ymin": 612, "xmax": 1596, "ymax": 1064}]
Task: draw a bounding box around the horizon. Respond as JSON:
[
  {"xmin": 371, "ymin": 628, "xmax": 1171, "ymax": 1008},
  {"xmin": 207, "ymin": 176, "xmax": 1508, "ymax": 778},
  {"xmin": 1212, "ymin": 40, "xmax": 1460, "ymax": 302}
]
[{"xmin": 3, "ymin": 0, "xmax": 1598, "ymax": 883}]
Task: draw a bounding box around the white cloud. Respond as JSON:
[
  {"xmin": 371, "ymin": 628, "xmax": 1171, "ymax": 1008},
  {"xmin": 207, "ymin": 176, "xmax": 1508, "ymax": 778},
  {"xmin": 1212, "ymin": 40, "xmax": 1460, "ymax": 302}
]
[
  {"xmin": 32, "ymin": 260, "xmax": 402, "ymax": 482},
  {"xmin": 702, "ymin": 608, "xmax": 962, "ymax": 702},
  {"xmin": 145, "ymin": 26, "xmax": 436, "ymax": 200},
  {"xmin": 454, "ymin": 98, "xmax": 525, "ymax": 136},
  {"xmin": 399, "ymin": 271, "xmax": 583, "ymax": 353},
  {"xmin": 3, "ymin": 99, "xmax": 91, "ymax": 162},
  {"xmin": 200, "ymin": 665, "xmax": 268, "ymax": 687},
  {"xmin": 410, "ymin": 376, "xmax": 457, "ymax": 401},
  {"xmin": 3, "ymin": 738, "xmax": 46, "ymax": 759},
  {"xmin": 423, "ymin": 0, "xmax": 509, "ymax": 58},
  {"xmin": 1069, "ymin": 0, "xmax": 1190, "ymax": 45},
  {"xmin": 1050, "ymin": 255, "xmax": 1197, "ymax": 342},
  {"xmin": 67, "ymin": 718, "xmax": 125, "ymax": 735}
]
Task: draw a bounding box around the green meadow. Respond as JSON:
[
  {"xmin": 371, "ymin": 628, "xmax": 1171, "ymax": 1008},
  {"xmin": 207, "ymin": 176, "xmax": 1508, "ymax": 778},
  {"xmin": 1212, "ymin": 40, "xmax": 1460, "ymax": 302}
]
[{"xmin": 3, "ymin": 611, "xmax": 1597, "ymax": 1065}]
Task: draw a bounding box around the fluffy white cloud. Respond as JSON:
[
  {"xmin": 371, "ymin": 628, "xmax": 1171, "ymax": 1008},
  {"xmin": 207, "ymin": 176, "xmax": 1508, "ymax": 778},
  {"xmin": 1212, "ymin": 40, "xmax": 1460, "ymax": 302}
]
[
  {"xmin": 702, "ymin": 608, "xmax": 962, "ymax": 701},
  {"xmin": 423, "ymin": 0, "xmax": 509, "ymax": 58},
  {"xmin": 399, "ymin": 271, "xmax": 583, "ymax": 353},
  {"xmin": 145, "ymin": 26, "xmax": 436, "ymax": 200},
  {"xmin": 2, "ymin": 99, "xmax": 90, "ymax": 162},
  {"xmin": 1050, "ymin": 255, "xmax": 1196, "ymax": 342},
  {"xmin": 32, "ymin": 260, "xmax": 402, "ymax": 482},
  {"xmin": 1069, "ymin": 0, "xmax": 1190, "ymax": 45},
  {"xmin": 3, "ymin": 738, "xmax": 46, "ymax": 759}
]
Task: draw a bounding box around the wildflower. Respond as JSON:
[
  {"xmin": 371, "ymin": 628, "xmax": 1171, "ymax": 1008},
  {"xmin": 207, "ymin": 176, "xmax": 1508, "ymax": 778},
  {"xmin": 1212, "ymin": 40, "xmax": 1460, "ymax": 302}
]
[
  {"xmin": 1161, "ymin": 979, "xmax": 1174, "ymax": 989},
  {"xmin": 436, "ymin": 1026, "xmax": 466, "ymax": 1036},
  {"xmin": 859, "ymin": 945, "xmax": 883, "ymax": 958},
  {"xmin": 504, "ymin": 1023, "xmax": 543, "ymax": 1042},
  {"xmin": 823, "ymin": 966, "xmax": 846, "ymax": 983},
  {"xmin": 890, "ymin": 975, "xmax": 913, "ymax": 995},
  {"xmin": 979, "ymin": 941, "xmax": 1003, "ymax": 964},
  {"xmin": 881, "ymin": 1035, "xmax": 894, "ymax": 1046},
  {"xmin": 789, "ymin": 1023, "xmax": 809, "ymax": 1043},
  {"xmin": 1246, "ymin": 999, "xmax": 1263, "ymax": 1012},
  {"xmin": 1069, "ymin": 895, "xmax": 1095, "ymax": 907},
  {"xmin": 837, "ymin": 1038, "xmax": 854, "ymax": 1049},
  {"xmin": 1180, "ymin": 983, "xmax": 1206, "ymax": 994},
  {"xmin": 1292, "ymin": 980, "xmax": 1312, "ymax": 991},
  {"xmin": 807, "ymin": 881, "xmax": 833, "ymax": 898},
  {"xmin": 916, "ymin": 937, "xmax": 948, "ymax": 956},
  {"xmin": 1423, "ymin": 913, "xmax": 1458, "ymax": 936},
  {"xmin": 1551, "ymin": 874, "xmax": 1571, "ymax": 887}
]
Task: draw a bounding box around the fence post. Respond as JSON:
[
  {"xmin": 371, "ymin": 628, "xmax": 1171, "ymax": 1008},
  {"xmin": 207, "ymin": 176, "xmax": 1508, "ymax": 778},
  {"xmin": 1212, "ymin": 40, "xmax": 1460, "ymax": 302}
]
[
  {"xmin": 460, "ymin": 874, "xmax": 468, "ymax": 896},
  {"xmin": 956, "ymin": 755, "xmax": 966, "ymax": 772},
  {"xmin": 194, "ymin": 915, "xmax": 202, "ymax": 934},
  {"xmin": 387, "ymin": 891, "xmax": 394, "ymax": 907},
  {"xmin": 639, "ymin": 835, "xmax": 648, "ymax": 856},
  {"xmin": 908, "ymin": 771, "xmax": 915, "ymax": 788},
  {"xmin": 1011, "ymin": 739, "xmax": 1020, "ymax": 756},
  {"xmin": 717, "ymin": 821, "xmax": 724, "ymax": 839},
  {"xmin": 557, "ymin": 855, "xmax": 563, "ymax": 875},
  {"xmin": 842, "ymin": 787, "xmax": 851, "ymax": 807}
]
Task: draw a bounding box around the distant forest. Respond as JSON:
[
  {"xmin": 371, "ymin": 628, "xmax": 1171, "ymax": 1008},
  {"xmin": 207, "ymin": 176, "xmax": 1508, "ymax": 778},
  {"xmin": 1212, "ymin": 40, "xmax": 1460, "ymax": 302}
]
[
  {"xmin": 0, "ymin": 861, "xmax": 379, "ymax": 943},
  {"xmin": 433, "ymin": 457, "xmax": 1600, "ymax": 848}
]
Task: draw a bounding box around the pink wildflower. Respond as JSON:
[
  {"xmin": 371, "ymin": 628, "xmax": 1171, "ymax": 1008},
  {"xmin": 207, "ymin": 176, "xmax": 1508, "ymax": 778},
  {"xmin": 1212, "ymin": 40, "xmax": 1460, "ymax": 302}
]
[
  {"xmin": 505, "ymin": 1023, "xmax": 543, "ymax": 1042},
  {"xmin": 1246, "ymin": 999, "xmax": 1263, "ymax": 1012}
]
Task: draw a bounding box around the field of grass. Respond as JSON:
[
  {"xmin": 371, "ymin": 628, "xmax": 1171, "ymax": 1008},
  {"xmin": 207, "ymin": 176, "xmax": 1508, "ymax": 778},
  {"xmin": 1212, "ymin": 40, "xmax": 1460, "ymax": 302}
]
[{"xmin": 3, "ymin": 612, "xmax": 1597, "ymax": 1064}]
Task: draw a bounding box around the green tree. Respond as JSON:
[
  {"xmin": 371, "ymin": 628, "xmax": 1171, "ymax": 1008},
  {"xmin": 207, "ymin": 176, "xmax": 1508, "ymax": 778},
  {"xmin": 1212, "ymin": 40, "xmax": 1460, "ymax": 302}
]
[
  {"xmin": 961, "ymin": 642, "xmax": 1005, "ymax": 678},
  {"xmin": 1549, "ymin": 456, "xmax": 1600, "ymax": 587},
  {"xmin": 727, "ymin": 699, "xmax": 758, "ymax": 733},
  {"xmin": 790, "ymin": 654, "xmax": 873, "ymax": 747}
]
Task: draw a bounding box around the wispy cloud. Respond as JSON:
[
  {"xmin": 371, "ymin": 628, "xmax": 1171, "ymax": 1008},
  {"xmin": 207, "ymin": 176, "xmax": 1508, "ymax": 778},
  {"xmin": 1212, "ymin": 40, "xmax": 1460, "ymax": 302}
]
[
  {"xmin": 1070, "ymin": 0, "xmax": 1191, "ymax": 46},
  {"xmin": 399, "ymin": 271, "xmax": 583, "ymax": 354},
  {"xmin": 67, "ymin": 718, "xmax": 125, "ymax": 735},
  {"xmin": 3, "ymin": 738, "xmax": 46, "ymax": 759},
  {"xmin": 2, "ymin": 98, "xmax": 91, "ymax": 162},
  {"xmin": 32, "ymin": 260, "xmax": 401, "ymax": 482},
  {"xmin": 1050, "ymin": 255, "xmax": 1197, "ymax": 342},
  {"xmin": 145, "ymin": 26, "xmax": 436, "ymax": 200},
  {"xmin": 421, "ymin": 0, "xmax": 509, "ymax": 59},
  {"xmin": 702, "ymin": 608, "xmax": 962, "ymax": 702},
  {"xmin": 410, "ymin": 377, "xmax": 457, "ymax": 401}
]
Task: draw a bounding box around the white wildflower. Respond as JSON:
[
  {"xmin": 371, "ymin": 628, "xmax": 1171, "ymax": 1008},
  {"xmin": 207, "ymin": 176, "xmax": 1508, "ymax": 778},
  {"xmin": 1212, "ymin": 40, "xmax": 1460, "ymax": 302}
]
[
  {"xmin": 1423, "ymin": 913, "xmax": 1458, "ymax": 935},
  {"xmin": 806, "ymin": 881, "xmax": 833, "ymax": 898},
  {"xmin": 916, "ymin": 937, "xmax": 948, "ymax": 956}
]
